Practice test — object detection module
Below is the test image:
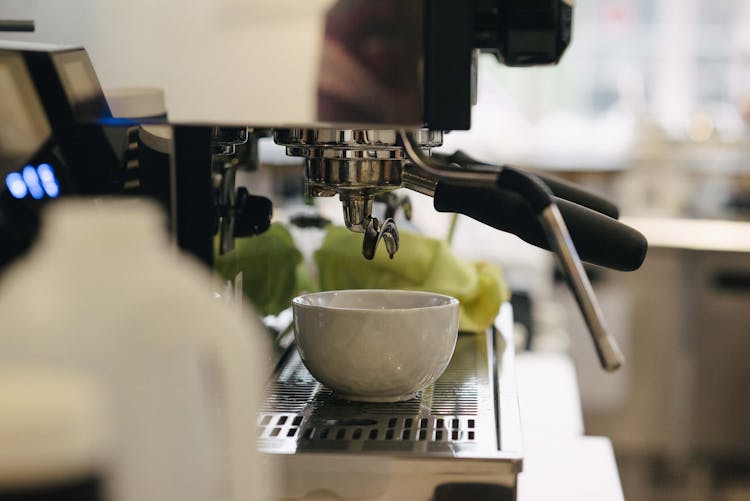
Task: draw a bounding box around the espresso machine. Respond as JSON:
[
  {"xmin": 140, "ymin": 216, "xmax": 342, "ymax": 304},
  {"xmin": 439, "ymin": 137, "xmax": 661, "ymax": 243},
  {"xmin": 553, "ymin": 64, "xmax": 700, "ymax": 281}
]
[{"xmin": 0, "ymin": 0, "xmax": 647, "ymax": 498}]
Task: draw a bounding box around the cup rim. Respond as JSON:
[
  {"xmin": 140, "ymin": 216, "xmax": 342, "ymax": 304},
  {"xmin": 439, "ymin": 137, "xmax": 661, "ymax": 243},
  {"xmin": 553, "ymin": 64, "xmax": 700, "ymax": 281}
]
[{"xmin": 292, "ymin": 289, "xmax": 459, "ymax": 312}]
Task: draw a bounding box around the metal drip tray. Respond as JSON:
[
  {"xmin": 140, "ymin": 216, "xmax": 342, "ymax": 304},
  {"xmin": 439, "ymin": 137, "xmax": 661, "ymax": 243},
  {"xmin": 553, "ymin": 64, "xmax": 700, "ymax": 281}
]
[{"xmin": 258, "ymin": 319, "xmax": 522, "ymax": 464}]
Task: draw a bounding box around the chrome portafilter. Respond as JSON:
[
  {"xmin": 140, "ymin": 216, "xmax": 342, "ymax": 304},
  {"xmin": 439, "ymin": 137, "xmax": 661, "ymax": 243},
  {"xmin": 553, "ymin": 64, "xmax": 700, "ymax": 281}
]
[{"xmin": 273, "ymin": 128, "xmax": 442, "ymax": 259}]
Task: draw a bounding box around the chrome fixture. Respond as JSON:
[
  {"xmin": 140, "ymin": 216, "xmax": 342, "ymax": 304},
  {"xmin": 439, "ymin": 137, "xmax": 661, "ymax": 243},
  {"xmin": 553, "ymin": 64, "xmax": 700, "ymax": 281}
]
[
  {"xmin": 274, "ymin": 129, "xmax": 442, "ymax": 259},
  {"xmin": 212, "ymin": 127, "xmax": 250, "ymax": 156}
]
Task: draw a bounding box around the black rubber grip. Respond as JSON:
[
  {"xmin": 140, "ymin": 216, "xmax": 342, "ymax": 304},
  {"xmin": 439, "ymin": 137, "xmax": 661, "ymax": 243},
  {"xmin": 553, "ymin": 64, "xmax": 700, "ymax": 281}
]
[
  {"xmin": 433, "ymin": 180, "xmax": 647, "ymax": 271},
  {"xmin": 495, "ymin": 167, "xmax": 553, "ymax": 215},
  {"xmin": 438, "ymin": 151, "xmax": 620, "ymax": 219},
  {"xmin": 533, "ymin": 173, "xmax": 619, "ymax": 219}
]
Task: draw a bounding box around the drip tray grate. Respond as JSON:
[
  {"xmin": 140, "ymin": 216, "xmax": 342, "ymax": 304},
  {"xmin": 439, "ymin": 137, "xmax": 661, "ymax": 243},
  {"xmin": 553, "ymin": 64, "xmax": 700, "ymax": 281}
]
[{"xmin": 258, "ymin": 332, "xmax": 503, "ymax": 458}]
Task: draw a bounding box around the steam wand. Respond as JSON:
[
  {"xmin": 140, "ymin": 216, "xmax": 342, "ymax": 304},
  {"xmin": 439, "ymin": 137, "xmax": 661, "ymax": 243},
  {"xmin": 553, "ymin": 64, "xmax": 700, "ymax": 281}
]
[{"xmin": 399, "ymin": 130, "xmax": 624, "ymax": 371}]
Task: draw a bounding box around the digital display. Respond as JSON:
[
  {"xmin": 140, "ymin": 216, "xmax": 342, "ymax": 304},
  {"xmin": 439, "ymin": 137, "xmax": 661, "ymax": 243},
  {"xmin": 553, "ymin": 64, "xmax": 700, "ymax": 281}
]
[{"xmin": 0, "ymin": 53, "xmax": 51, "ymax": 170}]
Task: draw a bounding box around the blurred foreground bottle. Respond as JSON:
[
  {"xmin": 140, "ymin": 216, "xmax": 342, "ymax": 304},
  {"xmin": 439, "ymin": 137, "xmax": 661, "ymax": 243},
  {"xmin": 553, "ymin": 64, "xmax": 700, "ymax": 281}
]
[
  {"xmin": 0, "ymin": 367, "xmax": 110, "ymax": 501},
  {"xmin": 0, "ymin": 199, "xmax": 274, "ymax": 501}
]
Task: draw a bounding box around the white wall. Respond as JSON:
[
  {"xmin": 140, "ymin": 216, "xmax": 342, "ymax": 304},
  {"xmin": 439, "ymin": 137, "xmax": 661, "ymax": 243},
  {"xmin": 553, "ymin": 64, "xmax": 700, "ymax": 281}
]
[{"xmin": 2, "ymin": 0, "xmax": 335, "ymax": 125}]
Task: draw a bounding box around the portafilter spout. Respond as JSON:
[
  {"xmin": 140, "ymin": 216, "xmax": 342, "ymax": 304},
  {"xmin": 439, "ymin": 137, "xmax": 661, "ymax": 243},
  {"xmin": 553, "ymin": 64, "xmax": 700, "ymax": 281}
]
[
  {"xmin": 340, "ymin": 193, "xmax": 373, "ymax": 233},
  {"xmin": 340, "ymin": 193, "xmax": 398, "ymax": 260}
]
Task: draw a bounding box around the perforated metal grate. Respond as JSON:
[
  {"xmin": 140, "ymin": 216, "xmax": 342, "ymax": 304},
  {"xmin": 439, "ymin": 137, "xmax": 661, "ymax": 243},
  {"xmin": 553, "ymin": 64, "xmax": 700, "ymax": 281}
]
[
  {"xmin": 257, "ymin": 414, "xmax": 478, "ymax": 441},
  {"xmin": 258, "ymin": 332, "xmax": 501, "ymax": 458}
]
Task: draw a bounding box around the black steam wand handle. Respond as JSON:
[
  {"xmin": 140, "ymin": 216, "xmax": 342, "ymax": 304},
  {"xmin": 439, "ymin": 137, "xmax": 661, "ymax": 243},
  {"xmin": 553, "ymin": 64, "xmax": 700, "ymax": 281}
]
[
  {"xmin": 434, "ymin": 150, "xmax": 620, "ymax": 220},
  {"xmin": 431, "ymin": 179, "xmax": 646, "ymax": 272},
  {"xmin": 400, "ymin": 130, "xmax": 625, "ymax": 372}
]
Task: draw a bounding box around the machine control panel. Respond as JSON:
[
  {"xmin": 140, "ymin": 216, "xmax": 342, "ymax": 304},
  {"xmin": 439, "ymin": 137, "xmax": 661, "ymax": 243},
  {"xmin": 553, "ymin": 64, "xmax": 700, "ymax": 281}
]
[{"xmin": 0, "ymin": 43, "xmax": 123, "ymax": 269}]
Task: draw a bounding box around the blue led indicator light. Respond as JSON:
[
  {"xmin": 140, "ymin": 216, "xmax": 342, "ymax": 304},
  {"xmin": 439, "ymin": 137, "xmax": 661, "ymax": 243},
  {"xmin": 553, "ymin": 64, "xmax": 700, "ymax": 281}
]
[
  {"xmin": 37, "ymin": 163, "xmax": 60, "ymax": 198},
  {"xmin": 37, "ymin": 163, "xmax": 54, "ymax": 183},
  {"xmin": 4, "ymin": 164, "xmax": 60, "ymax": 199},
  {"xmin": 22, "ymin": 165, "xmax": 44, "ymax": 200},
  {"xmin": 5, "ymin": 172, "xmax": 28, "ymax": 199},
  {"xmin": 43, "ymin": 180, "xmax": 60, "ymax": 198}
]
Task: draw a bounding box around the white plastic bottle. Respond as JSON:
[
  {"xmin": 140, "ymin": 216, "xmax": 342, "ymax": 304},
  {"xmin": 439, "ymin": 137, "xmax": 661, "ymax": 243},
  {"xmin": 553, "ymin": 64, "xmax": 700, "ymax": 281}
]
[
  {"xmin": 0, "ymin": 198, "xmax": 273, "ymax": 501},
  {"xmin": 0, "ymin": 366, "xmax": 111, "ymax": 501}
]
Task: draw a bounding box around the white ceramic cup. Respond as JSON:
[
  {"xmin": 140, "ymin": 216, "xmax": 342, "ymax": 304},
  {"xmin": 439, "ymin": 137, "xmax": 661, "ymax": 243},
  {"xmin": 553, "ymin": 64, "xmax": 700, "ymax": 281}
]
[{"xmin": 292, "ymin": 289, "xmax": 459, "ymax": 402}]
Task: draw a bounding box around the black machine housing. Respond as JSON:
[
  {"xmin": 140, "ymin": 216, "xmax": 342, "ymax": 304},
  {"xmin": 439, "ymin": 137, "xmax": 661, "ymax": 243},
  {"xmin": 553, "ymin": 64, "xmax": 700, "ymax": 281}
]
[{"xmin": 0, "ymin": 43, "xmax": 125, "ymax": 267}]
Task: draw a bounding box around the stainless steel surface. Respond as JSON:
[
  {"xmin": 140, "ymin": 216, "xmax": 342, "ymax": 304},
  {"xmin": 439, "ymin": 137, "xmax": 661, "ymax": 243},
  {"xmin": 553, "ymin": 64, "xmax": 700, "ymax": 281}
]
[
  {"xmin": 258, "ymin": 324, "xmax": 522, "ymax": 464},
  {"xmin": 402, "ymin": 162, "xmax": 439, "ymax": 197},
  {"xmin": 306, "ymin": 159, "xmax": 403, "ymax": 193},
  {"xmin": 212, "ymin": 127, "xmax": 249, "ymax": 157},
  {"xmin": 215, "ymin": 161, "xmax": 238, "ymax": 255},
  {"xmin": 400, "ymin": 129, "xmax": 497, "ymax": 184},
  {"xmin": 277, "ymin": 128, "xmax": 442, "ymax": 259},
  {"xmin": 540, "ymin": 204, "xmax": 624, "ymax": 372},
  {"xmin": 339, "ymin": 194, "xmax": 373, "ymax": 232},
  {"xmin": 362, "ymin": 217, "xmax": 398, "ymax": 260},
  {"xmin": 305, "ymin": 157, "xmax": 402, "ymax": 236},
  {"xmin": 275, "ymin": 129, "xmax": 442, "ymax": 152}
]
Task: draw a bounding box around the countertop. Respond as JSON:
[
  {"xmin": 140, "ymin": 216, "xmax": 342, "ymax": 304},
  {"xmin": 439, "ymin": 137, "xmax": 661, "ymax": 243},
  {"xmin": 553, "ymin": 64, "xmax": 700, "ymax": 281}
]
[
  {"xmin": 515, "ymin": 352, "xmax": 624, "ymax": 501},
  {"xmin": 623, "ymin": 216, "xmax": 750, "ymax": 253}
]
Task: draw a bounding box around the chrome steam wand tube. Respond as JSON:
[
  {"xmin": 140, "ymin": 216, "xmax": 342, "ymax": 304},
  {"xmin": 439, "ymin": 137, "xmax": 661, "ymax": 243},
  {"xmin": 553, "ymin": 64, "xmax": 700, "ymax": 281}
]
[{"xmin": 539, "ymin": 204, "xmax": 623, "ymax": 371}]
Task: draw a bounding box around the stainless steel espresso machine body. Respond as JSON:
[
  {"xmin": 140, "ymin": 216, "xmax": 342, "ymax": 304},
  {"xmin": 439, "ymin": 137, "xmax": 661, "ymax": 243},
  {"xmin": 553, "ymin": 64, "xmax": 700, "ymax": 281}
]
[{"xmin": 1, "ymin": 0, "xmax": 646, "ymax": 498}]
